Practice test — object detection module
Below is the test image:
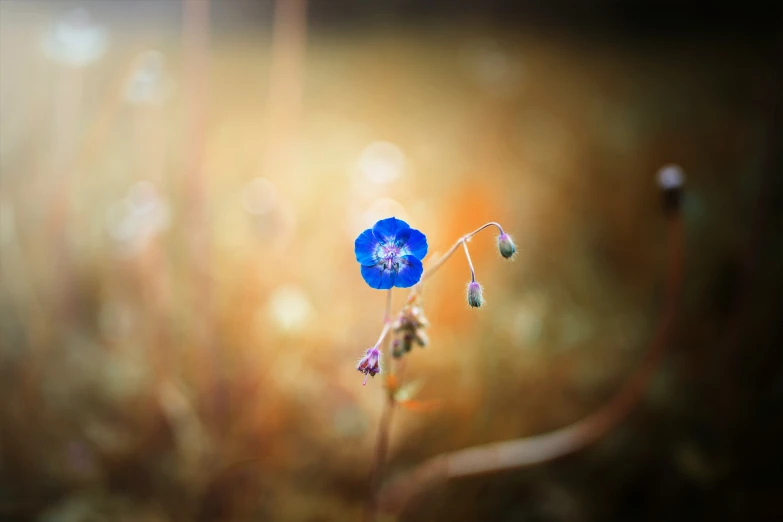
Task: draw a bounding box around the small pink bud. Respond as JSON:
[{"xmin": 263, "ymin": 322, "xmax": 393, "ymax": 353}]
[
  {"xmin": 466, "ymin": 281, "xmax": 484, "ymax": 308},
  {"xmin": 497, "ymin": 233, "xmax": 516, "ymax": 259}
]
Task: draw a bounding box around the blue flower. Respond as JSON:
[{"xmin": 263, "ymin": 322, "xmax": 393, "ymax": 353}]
[{"xmin": 354, "ymin": 217, "xmax": 428, "ymax": 289}]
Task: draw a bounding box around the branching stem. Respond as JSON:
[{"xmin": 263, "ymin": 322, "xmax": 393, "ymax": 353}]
[{"xmin": 420, "ymin": 221, "xmax": 503, "ymax": 284}]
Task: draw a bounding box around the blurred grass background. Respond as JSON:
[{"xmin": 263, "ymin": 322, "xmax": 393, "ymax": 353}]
[{"xmin": 0, "ymin": 1, "xmax": 781, "ymax": 520}]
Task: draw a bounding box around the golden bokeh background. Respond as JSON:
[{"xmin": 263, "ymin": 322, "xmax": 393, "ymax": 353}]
[{"xmin": 0, "ymin": 1, "xmax": 780, "ymax": 520}]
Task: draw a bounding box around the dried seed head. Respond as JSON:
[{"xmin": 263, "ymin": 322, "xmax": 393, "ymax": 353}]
[
  {"xmin": 357, "ymin": 347, "xmax": 382, "ymax": 385},
  {"xmin": 414, "ymin": 329, "xmax": 429, "ymax": 347},
  {"xmin": 391, "ymin": 302, "xmax": 431, "ymax": 357}
]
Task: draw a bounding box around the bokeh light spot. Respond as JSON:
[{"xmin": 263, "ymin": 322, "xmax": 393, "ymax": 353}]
[
  {"xmin": 358, "ymin": 141, "xmax": 405, "ymax": 184},
  {"xmin": 242, "ymin": 177, "xmax": 278, "ymax": 215},
  {"xmin": 41, "ymin": 8, "xmax": 108, "ymax": 67},
  {"xmin": 124, "ymin": 50, "xmax": 174, "ymax": 106},
  {"xmin": 656, "ymin": 164, "xmax": 685, "ymax": 189},
  {"xmin": 268, "ymin": 285, "xmax": 312, "ymax": 332}
]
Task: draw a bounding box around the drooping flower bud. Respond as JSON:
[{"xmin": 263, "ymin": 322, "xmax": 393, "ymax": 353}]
[
  {"xmin": 391, "ymin": 302, "xmax": 430, "ymax": 358},
  {"xmin": 357, "ymin": 347, "xmax": 382, "ymax": 385},
  {"xmin": 497, "ymin": 233, "xmax": 516, "ymax": 259},
  {"xmin": 466, "ymin": 281, "xmax": 484, "ymax": 308}
]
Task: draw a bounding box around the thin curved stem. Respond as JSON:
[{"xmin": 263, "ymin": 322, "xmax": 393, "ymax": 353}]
[
  {"xmin": 376, "ymin": 213, "xmax": 684, "ymax": 514},
  {"xmin": 420, "ymin": 222, "xmax": 503, "ymax": 284},
  {"xmin": 461, "ymin": 239, "xmax": 476, "ymax": 282},
  {"xmin": 465, "ymin": 221, "xmax": 505, "ymax": 239},
  {"xmin": 374, "ymin": 322, "xmax": 392, "ymax": 349}
]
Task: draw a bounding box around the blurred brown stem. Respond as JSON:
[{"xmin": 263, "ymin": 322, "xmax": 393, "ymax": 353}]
[
  {"xmin": 181, "ymin": 0, "xmax": 219, "ymax": 426},
  {"xmin": 364, "ymin": 393, "xmax": 396, "ymax": 522},
  {"xmin": 262, "ymin": 0, "xmax": 307, "ymax": 180},
  {"xmin": 363, "ymin": 288, "xmax": 394, "ymax": 521},
  {"xmin": 376, "ymin": 213, "xmax": 684, "ymax": 514}
]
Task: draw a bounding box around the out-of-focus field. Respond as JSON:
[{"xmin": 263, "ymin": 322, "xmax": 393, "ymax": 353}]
[{"xmin": 1, "ymin": 2, "xmax": 781, "ymax": 521}]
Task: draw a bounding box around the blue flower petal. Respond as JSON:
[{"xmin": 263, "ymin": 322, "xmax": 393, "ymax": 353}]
[
  {"xmin": 354, "ymin": 228, "xmax": 379, "ymax": 266},
  {"xmin": 372, "ymin": 217, "xmax": 410, "ymax": 243},
  {"xmin": 394, "ymin": 255, "xmax": 423, "ymax": 288},
  {"xmin": 403, "ymin": 229, "xmax": 428, "ymax": 260},
  {"xmin": 361, "ymin": 264, "xmax": 397, "ymax": 289}
]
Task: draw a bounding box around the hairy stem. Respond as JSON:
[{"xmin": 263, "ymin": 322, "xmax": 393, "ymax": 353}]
[
  {"xmin": 465, "ymin": 221, "xmax": 505, "ymax": 239},
  {"xmin": 461, "ymin": 239, "xmax": 476, "ymax": 282},
  {"xmin": 374, "ymin": 322, "xmax": 391, "ymax": 349}
]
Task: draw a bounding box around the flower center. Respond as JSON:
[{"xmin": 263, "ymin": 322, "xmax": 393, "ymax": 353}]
[
  {"xmin": 375, "ymin": 243, "xmax": 405, "ymax": 272},
  {"xmin": 382, "ymin": 244, "xmax": 399, "ymax": 257}
]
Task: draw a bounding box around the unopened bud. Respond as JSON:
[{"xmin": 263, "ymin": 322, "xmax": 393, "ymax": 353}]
[
  {"xmin": 497, "ymin": 233, "xmax": 516, "ymax": 259},
  {"xmin": 466, "ymin": 281, "xmax": 484, "ymax": 308}
]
